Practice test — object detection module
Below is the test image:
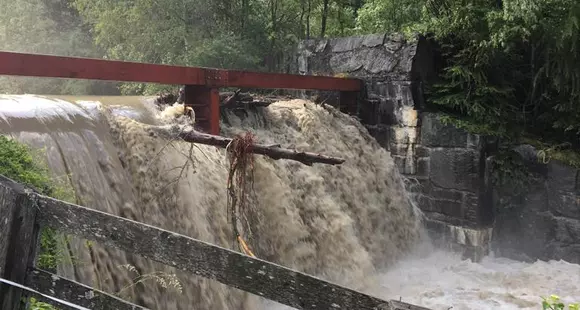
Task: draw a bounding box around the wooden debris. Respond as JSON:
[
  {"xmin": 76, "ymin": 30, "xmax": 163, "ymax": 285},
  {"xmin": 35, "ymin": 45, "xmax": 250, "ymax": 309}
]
[
  {"xmin": 220, "ymin": 91, "xmax": 277, "ymax": 109},
  {"xmin": 150, "ymin": 125, "xmax": 345, "ymax": 166},
  {"xmin": 156, "ymin": 89, "xmax": 278, "ymax": 110}
]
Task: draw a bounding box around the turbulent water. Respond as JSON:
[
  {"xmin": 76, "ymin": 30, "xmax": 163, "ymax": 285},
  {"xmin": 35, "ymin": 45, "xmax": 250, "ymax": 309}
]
[
  {"xmin": 378, "ymin": 248, "xmax": 580, "ymax": 310},
  {"xmin": 1, "ymin": 94, "xmax": 579, "ymax": 310}
]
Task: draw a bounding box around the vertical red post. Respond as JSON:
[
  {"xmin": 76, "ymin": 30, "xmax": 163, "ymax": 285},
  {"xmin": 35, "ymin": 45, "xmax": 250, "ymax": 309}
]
[
  {"xmin": 208, "ymin": 88, "xmax": 220, "ymax": 135},
  {"xmin": 183, "ymin": 85, "xmax": 220, "ymax": 135}
]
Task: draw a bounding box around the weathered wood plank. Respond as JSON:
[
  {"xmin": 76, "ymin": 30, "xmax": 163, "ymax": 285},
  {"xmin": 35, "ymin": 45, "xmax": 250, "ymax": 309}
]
[
  {"xmin": 0, "ymin": 175, "xmax": 40, "ymax": 310},
  {"xmin": 0, "ymin": 178, "xmax": 16, "ymax": 276},
  {"xmin": 378, "ymin": 300, "xmax": 432, "ymax": 310},
  {"xmin": 1, "ymin": 277, "xmax": 89, "ymax": 310},
  {"xmin": 34, "ymin": 194, "xmax": 389, "ymax": 310},
  {"xmin": 26, "ymin": 268, "xmax": 148, "ymax": 310}
]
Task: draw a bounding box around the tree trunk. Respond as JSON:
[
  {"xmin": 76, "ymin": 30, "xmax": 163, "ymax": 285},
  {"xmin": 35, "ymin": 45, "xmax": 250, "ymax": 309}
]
[
  {"xmin": 150, "ymin": 125, "xmax": 346, "ymax": 166},
  {"xmin": 337, "ymin": 3, "xmax": 344, "ymax": 36},
  {"xmin": 320, "ymin": 0, "xmax": 330, "ymax": 38},
  {"xmin": 241, "ymin": 0, "xmax": 249, "ymax": 31},
  {"xmin": 267, "ymin": 0, "xmax": 279, "ymax": 71},
  {"xmin": 306, "ymin": 0, "xmax": 311, "ymax": 39},
  {"xmin": 299, "ymin": 0, "xmax": 306, "ymax": 38}
]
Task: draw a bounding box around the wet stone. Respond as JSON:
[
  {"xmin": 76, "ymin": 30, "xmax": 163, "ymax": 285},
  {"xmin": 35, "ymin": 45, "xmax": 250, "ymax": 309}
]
[
  {"xmin": 364, "ymin": 48, "xmax": 399, "ymax": 74},
  {"xmin": 329, "ymin": 51, "xmax": 364, "ymax": 73},
  {"xmin": 362, "ymin": 33, "xmax": 386, "ymax": 47},
  {"xmin": 421, "ymin": 113, "xmax": 468, "ymax": 148},
  {"xmin": 429, "ymin": 148, "xmax": 480, "ymax": 192},
  {"xmin": 330, "ymin": 36, "xmax": 365, "ymax": 53}
]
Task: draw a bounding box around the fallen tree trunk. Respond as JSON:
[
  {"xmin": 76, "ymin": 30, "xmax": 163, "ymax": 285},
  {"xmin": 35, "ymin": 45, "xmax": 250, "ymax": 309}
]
[{"xmin": 150, "ymin": 125, "xmax": 345, "ymax": 166}]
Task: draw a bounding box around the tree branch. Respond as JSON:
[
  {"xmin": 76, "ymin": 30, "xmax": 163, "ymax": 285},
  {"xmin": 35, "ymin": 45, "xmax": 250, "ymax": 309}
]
[{"xmin": 149, "ymin": 125, "xmax": 345, "ymax": 166}]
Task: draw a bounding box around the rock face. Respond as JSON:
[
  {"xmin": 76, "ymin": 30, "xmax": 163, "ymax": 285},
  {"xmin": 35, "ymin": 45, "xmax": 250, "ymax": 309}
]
[
  {"xmin": 297, "ymin": 33, "xmax": 437, "ymax": 173},
  {"xmin": 492, "ymin": 148, "xmax": 580, "ymax": 264},
  {"xmin": 415, "ymin": 113, "xmax": 494, "ymax": 227},
  {"xmin": 414, "ymin": 113, "xmax": 496, "ymax": 260},
  {"xmin": 296, "ymin": 33, "xmax": 580, "ymax": 264}
]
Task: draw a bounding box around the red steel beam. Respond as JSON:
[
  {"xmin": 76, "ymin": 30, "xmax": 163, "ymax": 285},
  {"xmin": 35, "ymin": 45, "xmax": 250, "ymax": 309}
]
[{"xmin": 0, "ymin": 51, "xmax": 362, "ymax": 91}]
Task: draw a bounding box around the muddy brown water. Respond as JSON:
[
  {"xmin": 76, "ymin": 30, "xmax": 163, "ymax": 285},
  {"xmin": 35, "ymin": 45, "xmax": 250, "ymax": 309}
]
[{"xmin": 1, "ymin": 94, "xmax": 578, "ymax": 310}]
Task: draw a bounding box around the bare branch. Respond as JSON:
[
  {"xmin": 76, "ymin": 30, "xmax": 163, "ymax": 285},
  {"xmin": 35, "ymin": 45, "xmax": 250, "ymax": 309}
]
[{"xmin": 148, "ymin": 125, "xmax": 346, "ymax": 166}]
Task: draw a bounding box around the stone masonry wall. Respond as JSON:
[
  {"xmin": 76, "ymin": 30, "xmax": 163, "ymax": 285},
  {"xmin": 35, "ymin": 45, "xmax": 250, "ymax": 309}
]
[
  {"xmin": 492, "ymin": 146, "xmax": 580, "ymax": 264},
  {"xmin": 296, "ymin": 33, "xmax": 580, "ymax": 263},
  {"xmin": 296, "ymin": 34, "xmax": 492, "ymax": 258},
  {"xmin": 297, "ymin": 33, "xmax": 436, "ymax": 173},
  {"xmin": 417, "ymin": 114, "xmax": 495, "ymax": 260},
  {"xmin": 416, "ymin": 113, "xmax": 495, "ymax": 228}
]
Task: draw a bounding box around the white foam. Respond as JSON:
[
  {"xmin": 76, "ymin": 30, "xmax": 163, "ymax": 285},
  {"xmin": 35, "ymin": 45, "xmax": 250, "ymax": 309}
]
[{"xmin": 377, "ymin": 250, "xmax": 580, "ymax": 310}]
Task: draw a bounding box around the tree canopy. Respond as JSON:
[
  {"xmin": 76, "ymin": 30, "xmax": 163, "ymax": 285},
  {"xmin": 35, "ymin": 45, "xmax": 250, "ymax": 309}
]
[{"xmin": 419, "ymin": 0, "xmax": 580, "ymax": 145}]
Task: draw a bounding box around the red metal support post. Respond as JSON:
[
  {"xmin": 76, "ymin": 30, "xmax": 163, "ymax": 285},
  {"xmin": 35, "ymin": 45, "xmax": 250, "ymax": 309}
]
[{"xmin": 183, "ymin": 85, "xmax": 220, "ymax": 135}]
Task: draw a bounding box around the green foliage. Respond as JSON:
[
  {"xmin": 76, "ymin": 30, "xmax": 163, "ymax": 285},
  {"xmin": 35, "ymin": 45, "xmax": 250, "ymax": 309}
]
[
  {"xmin": 438, "ymin": 114, "xmax": 508, "ymax": 137},
  {"xmin": 542, "ymin": 148, "xmax": 580, "ymax": 169},
  {"xmin": 542, "ymin": 295, "xmax": 579, "ymax": 310},
  {"xmin": 0, "ymin": 136, "xmax": 53, "ymax": 194},
  {"xmin": 355, "ymin": 0, "xmax": 423, "ymax": 33},
  {"xmin": 37, "ymin": 228, "xmax": 67, "ymax": 271},
  {"xmin": 412, "ymin": 0, "xmax": 580, "ymax": 150},
  {"xmin": 490, "ymin": 149, "xmax": 534, "ymax": 212},
  {"xmin": 0, "ymin": 135, "xmax": 76, "ymax": 274},
  {"xmin": 71, "ymin": 0, "xmax": 295, "ymax": 92},
  {"xmin": 0, "ymin": 0, "xmax": 118, "ymax": 95},
  {"xmin": 2, "ymin": 0, "xmax": 580, "ymax": 160},
  {"xmin": 72, "ymin": 0, "xmax": 291, "ymax": 66},
  {"xmin": 70, "ymin": 0, "xmax": 369, "ymax": 86},
  {"xmin": 0, "ymin": 135, "xmax": 76, "ymax": 201},
  {"xmin": 29, "ymin": 297, "xmax": 57, "ymax": 310},
  {"xmin": 0, "ymin": 137, "xmax": 73, "ymax": 310},
  {"xmin": 115, "ymin": 31, "xmax": 263, "ymax": 95},
  {"xmin": 521, "ymin": 138, "xmax": 580, "ymax": 168}
]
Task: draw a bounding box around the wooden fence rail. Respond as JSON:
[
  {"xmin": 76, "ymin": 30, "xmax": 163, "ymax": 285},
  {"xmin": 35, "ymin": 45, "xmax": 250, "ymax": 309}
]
[{"xmin": 0, "ymin": 175, "xmax": 429, "ymax": 310}]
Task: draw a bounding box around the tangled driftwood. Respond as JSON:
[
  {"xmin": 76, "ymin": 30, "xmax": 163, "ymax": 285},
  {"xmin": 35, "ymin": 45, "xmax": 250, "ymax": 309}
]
[{"xmin": 226, "ymin": 132, "xmax": 257, "ymax": 257}]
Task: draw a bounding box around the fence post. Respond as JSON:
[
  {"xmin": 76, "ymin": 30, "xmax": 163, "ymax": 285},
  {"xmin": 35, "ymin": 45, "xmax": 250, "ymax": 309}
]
[{"xmin": 0, "ymin": 176, "xmax": 40, "ymax": 310}]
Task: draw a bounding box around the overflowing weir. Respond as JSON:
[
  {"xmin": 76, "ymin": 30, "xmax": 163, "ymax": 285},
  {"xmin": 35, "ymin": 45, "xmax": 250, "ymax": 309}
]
[{"xmin": 1, "ymin": 95, "xmax": 579, "ymax": 310}]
